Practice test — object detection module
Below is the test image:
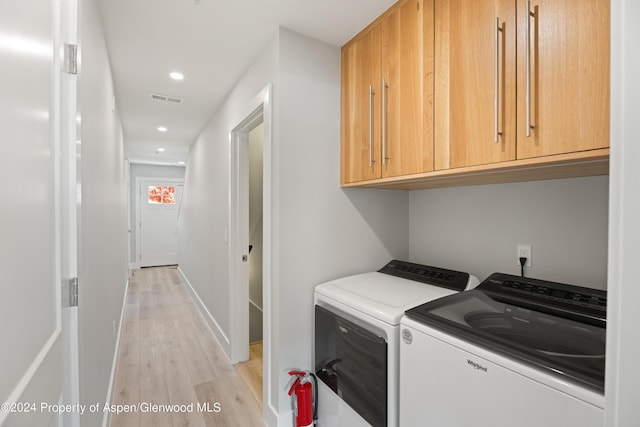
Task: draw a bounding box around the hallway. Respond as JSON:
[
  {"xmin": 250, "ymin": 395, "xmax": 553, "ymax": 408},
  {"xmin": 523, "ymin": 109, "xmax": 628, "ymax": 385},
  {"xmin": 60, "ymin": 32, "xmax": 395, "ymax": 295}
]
[{"xmin": 109, "ymin": 267, "xmax": 263, "ymax": 427}]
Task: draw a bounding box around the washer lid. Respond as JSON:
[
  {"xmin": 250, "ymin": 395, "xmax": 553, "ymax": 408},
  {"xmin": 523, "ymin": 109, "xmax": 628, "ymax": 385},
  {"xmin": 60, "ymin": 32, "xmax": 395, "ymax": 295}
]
[
  {"xmin": 404, "ymin": 272, "xmax": 607, "ymax": 393},
  {"xmin": 315, "ymin": 272, "xmax": 458, "ymax": 326}
]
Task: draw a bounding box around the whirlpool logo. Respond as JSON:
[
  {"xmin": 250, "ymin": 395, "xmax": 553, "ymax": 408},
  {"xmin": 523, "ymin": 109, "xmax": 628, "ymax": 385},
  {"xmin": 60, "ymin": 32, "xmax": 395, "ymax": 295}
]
[{"xmin": 467, "ymin": 359, "xmax": 488, "ymax": 372}]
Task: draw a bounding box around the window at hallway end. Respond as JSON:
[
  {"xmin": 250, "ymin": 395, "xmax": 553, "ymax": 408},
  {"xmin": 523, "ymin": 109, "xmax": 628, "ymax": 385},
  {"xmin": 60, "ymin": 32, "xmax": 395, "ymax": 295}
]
[{"xmin": 148, "ymin": 186, "xmax": 175, "ymax": 204}]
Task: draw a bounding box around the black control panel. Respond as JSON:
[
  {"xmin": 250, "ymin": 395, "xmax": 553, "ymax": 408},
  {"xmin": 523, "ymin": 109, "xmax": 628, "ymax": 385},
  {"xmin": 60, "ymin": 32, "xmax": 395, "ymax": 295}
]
[
  {"xmin": 482, "ymin": 272, "xmax": 607, "ymax": 324},
  {"xmin": 378, "ymin": 259, "xmax": 470, "ymax": 292}
]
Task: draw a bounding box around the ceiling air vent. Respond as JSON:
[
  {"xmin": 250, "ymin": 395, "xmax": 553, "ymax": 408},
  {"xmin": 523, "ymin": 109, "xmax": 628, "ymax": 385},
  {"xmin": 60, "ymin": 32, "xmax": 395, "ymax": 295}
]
[{"xmin": 149, "ymin": 92, "xmax": 184, "ymax": 104}]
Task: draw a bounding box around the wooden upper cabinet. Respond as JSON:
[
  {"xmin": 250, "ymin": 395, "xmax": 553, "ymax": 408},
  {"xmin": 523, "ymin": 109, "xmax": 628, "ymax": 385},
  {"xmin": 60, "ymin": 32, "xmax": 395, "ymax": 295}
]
[
  {"xmin": 341, "ymin": 25, "xmax": 382, "ymax": 184},
  {"xmin": 435, "ymin": 0, "xmax": 517, "ymax": 170},
  {"xmin": 381, "ymin": 0, "xmax": 434, "ymax": 178},
  {"xmin": 515, "ymin": 0, "xmax": 610, "ymax": 159},
  {"xmin": 342, "ymin": 0, "xmax": 609, "ymax": 188},
  {"xmin": 341, "ymin": 0, "xmax": 434, "ymax": 184},
  {"xmin": 435, "ymin": 0, "xmax": 609, "ymax": 171}
]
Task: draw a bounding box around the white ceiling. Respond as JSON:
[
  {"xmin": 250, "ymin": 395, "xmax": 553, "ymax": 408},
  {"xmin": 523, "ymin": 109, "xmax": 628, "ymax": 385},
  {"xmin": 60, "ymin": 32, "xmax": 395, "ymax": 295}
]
[{"xmin": 97, "ymin": 0, "xmax": 396, "ymax": 166}]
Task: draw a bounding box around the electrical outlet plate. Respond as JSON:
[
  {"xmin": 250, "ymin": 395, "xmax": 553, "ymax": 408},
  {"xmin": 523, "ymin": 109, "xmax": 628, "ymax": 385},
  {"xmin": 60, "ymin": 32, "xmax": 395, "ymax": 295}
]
[{"xmin": 517, "ymin": 244, "xmax": 532, "ymax": 267}]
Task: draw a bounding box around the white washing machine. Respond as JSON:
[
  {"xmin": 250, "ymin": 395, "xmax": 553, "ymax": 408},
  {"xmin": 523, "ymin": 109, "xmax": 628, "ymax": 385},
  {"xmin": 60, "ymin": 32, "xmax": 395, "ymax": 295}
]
[
  {"xmin": 400, "ymin": 272, "xmax": 606, "ymax": 427},
  {"xmin": 314, "ymin": 260, "xmax": 479, "ymax": 427}
]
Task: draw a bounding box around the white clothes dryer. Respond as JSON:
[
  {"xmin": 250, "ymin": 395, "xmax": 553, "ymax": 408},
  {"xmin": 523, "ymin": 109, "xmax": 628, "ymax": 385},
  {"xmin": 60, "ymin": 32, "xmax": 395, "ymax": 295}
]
[{"xmin": 314, "ymin": 260, "xmax": 479, "ymax": 427}]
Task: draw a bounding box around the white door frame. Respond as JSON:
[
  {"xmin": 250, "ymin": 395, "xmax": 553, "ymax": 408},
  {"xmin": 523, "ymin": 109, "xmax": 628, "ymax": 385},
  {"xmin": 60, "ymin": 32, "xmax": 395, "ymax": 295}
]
[
  {"xmin": 59, "ymin": 0, "xmax": 80, "ymax": 424},
  {"xmin": 134, "ymin": 176, "xmax": 184, "ymax": 268},
  {"xmin": 229, "ymin": 84, "xmax": 273, "ymax": 415}
]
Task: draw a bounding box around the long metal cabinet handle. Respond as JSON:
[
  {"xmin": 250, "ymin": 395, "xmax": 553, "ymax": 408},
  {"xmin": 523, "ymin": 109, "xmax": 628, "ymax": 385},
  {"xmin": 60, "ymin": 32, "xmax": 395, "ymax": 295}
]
[
  {"xmin": 382, "ymin": 78, "xmax": 389, "ymax": 163},
  {"xmin": 368, "ymin": 85, "xmax": 374, "ymax": 167},
  {"xmin": 525, "ymin": 0, "xmax": 535, "ymax": 137},
  {"xmin": 494, "ymin": 17, "xmax": 503, "ymax": 144}
]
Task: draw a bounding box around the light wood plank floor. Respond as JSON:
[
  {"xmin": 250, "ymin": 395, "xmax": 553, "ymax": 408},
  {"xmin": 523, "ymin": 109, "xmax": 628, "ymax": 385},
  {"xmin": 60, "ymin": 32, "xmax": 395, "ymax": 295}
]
[
  {"xmin": 109, "ymin": 266, "xmax": 263, "ymax": 427},
  {"xmin": 234, "ymin": 342, "xmax": 263, "ymax": 408}
]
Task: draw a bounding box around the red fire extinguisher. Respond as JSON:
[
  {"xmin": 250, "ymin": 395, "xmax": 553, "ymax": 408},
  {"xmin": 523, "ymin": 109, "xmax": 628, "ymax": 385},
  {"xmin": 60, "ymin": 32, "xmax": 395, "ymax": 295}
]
[{"xmin": 288, "ymin": 370, "xmax": 318, "ymax": 427}]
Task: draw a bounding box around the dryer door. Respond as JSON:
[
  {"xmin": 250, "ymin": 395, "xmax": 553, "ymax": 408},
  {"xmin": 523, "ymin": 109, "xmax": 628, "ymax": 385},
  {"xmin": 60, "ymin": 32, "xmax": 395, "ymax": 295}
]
[{"xmin": 315, "ymin": 305, "xmax": 387, "ymax": 427}]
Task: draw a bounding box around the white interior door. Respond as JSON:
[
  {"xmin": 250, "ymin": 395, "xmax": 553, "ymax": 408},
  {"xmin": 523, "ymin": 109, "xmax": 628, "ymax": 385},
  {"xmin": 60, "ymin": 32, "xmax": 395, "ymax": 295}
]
[
  {"xmin": 139, "ymin": 180, "xmax": 183, "ymax": 267},
  {"xmin": 0, "ymin": 0, "xmax": 73, "ymax": 425}
]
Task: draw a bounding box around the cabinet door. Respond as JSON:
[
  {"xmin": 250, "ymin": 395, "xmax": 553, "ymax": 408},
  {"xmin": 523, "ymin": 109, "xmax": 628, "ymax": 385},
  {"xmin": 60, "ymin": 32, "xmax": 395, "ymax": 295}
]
[
  {"xmin": 340, "ymin": 26, "xmax": 382, "ymax": 184},
  {"xmin": 381, "ymin": 0, "xmax": 434, "ymax": 177},
  {"xmin": 435, "ymin": 0, "xmax": 517, "ymax": 170},
  {"xmin": 516, "ymin": 0, "xmax": 609, "ymax": 159}
]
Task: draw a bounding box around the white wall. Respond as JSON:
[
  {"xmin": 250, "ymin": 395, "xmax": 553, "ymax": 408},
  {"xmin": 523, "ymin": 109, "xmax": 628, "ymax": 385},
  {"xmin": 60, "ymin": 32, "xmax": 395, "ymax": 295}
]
[
  {"xmin": 409, "ymin": 176, "xmax": 609, "ymax": 288},
  {"xmin": 128, "ymin": 163, "xmax": 185, "ymax": 264},
  {"xmin": 77, "ymin": 0, "xmax": 128, "ymax": 424},
  {"xmin": 178, "ymin": 36, "xmax": 279, "ymax": 354},
  {"xmin": 179, "ymin": 27, "xmax": 408, "ymax": 425},
  {"xmin": 605, "ymin": 0, "xmax": 640, "ymax": 424}
]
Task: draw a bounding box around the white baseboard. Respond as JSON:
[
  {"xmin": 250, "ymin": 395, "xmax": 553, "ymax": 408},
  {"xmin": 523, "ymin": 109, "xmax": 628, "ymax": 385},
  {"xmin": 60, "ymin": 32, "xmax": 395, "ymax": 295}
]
[
  {"xmin": 264, "ymin": 402, "xmax": 282, "ymax": 427},
  {"xmin": 101, "ymin": 277, "xmax": 130, "ymax": 427},
  {"xmin": 177, "ymin": 266, "xmax": 231, "ymax": 358}
]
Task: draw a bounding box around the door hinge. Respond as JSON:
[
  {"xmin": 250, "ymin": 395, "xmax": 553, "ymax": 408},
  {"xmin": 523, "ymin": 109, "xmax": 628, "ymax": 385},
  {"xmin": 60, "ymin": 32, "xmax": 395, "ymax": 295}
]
[
  {"xmin": 63, "ymin": 43, "xmax": 78, "ymax": 75},
  {"xmin": 69, "ymin": 277, "xmax": 79, "ymax": 307}
]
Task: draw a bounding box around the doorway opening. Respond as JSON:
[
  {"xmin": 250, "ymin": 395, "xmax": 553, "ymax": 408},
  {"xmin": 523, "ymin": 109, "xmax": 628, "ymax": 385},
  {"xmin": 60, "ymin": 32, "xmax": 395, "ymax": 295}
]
[
  {"xmin": 236, "ymin": 122, "xmax": 264, "ymax": 405},
  {"xmin": 229, "ymin": 84, "xmax": 272, "ymax": 416}
]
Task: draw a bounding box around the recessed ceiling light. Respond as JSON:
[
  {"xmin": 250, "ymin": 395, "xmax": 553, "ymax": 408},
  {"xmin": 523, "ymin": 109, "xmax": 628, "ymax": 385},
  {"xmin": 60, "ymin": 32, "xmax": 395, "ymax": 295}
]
[
  {"xmin": 169, "ymin": 72, "xmax": 184, "ymax": 81},
  {"xmin": 157, "ymin": 126, "xmax": 168, "ymax": 132},
  {"xmin": 157, "ymin": 147, "xmax": 166, "ymax": 152}
]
